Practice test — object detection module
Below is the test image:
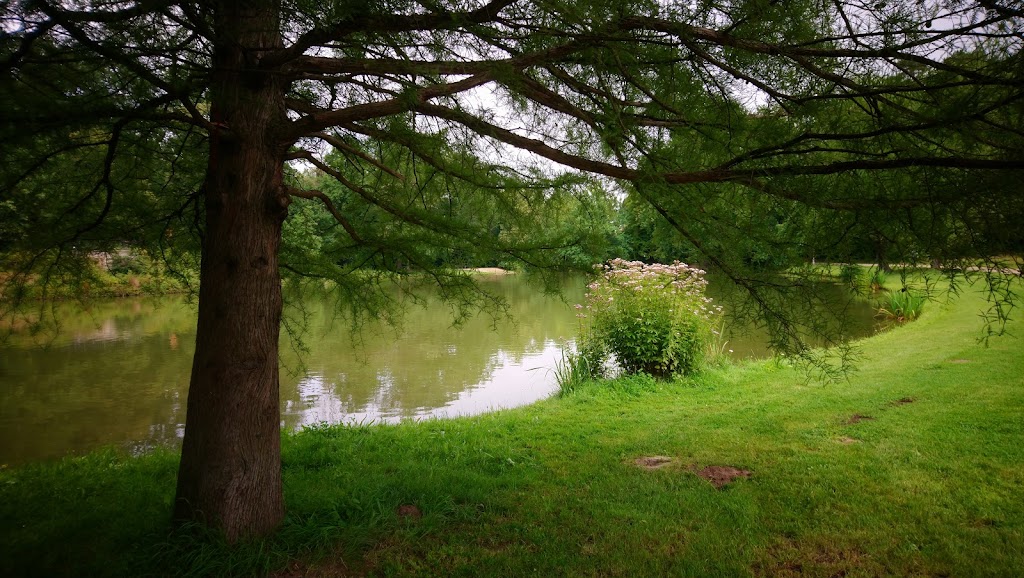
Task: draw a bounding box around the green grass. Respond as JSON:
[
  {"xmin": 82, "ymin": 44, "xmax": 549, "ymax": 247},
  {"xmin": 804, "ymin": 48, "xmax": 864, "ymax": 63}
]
[{"xmin": 1, "ymin": 280, "xmax": 1022, "ymax": 576}]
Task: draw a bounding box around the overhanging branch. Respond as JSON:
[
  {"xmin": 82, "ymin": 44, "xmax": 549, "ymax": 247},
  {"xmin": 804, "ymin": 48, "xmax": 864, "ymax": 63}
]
[
  {"xmin": 283, "ymin": 185, "xmax": 363, "ymax": 243},
  {"xmin": 313, "ymin": 132, "xmax": 406, "ymax": 181},
  {"xmin": 285, "ymin": 72, "xmax": 495, "ymax": 139},
  {"xmin": 262, "ymin": 0, "xmax": 517, "ymax": 68},
  {"xmin": 413, "ymin": 102, "xmax": 1024, "ymax": 209}
]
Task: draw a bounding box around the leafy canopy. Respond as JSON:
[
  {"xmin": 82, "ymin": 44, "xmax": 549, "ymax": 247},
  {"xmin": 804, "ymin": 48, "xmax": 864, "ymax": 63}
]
[{"xmin": 3, "ymin": 0, "xmax": 1023, "ymax": 353}]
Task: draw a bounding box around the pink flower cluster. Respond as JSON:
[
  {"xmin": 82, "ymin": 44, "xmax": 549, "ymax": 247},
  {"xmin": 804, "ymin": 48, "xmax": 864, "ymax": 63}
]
[{"xmin": 576, "ymin": 259, "xmax": 721, "ymax": 320}]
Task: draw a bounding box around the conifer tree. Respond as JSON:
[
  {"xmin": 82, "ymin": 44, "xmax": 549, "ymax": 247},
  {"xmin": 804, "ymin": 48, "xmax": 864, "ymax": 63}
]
[{"xmin": 3, "ymin": 1, "xmax": 1022, "ymax": 539}]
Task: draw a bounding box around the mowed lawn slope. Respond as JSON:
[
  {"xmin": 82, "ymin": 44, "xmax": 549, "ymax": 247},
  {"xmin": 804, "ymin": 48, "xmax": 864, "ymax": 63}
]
[{"xmin": 1, "ymin": 281, "xmax": 1021, "ymax": 577}]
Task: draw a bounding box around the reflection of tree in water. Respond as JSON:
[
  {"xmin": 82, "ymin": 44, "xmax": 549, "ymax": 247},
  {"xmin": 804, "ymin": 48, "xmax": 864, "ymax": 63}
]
[
  {"xmin": 0, "ymin": 277, "xmax": 585, "ymax": 463},
  {"xmin": 3, "ymin": 297, "xmax": 197, "ymax": 349},
  {"xmin": 279, "ymin": 275, "xmax": 584, "ymax": 423},
  {"xmin": 710, "ymin": 281, "xmax": 881, "ymax": 359},
  {"xmin": 0, "ymin": 298, "xmax": 197, "ymax": 465}
]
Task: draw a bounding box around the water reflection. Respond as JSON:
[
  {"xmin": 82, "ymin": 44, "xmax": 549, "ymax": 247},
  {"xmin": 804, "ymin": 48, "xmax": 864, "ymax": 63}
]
[
  {"xmin": 274, "ymin": 277, "xmax": 580, "ymax": 430},
  {"xmin": 282, "ymin": 342, "xmax": 565, "ymax": 428},
  {"xmin": 0, "ymin": 277, "xmax": 582, "ymax": 464},
  {"xmin": 0, "ymin": 275, "xmax": 881, "ymax": 465}
]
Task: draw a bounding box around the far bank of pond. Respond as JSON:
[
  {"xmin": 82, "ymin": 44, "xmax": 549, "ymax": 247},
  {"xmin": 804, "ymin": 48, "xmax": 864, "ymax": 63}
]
[{"xmin": 0, "ymin": 275, "xmax": 881, "ymax": 465}]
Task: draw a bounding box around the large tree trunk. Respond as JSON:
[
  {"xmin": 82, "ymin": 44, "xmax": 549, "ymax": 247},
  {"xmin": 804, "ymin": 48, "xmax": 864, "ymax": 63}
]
[{"xmin": 173, "ymin": 1, "xmax": 289, "ymax": 541}]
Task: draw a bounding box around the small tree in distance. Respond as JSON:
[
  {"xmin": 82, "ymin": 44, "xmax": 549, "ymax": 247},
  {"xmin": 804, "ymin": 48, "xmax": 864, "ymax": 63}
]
[{"xmin": 2, "ymin": 0, "xmax": 1023, "ymax": 539}]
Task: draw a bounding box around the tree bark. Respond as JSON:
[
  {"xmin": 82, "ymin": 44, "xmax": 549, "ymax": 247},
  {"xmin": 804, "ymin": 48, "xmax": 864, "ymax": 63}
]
[{"xmin": 173, "ymin": 0, "xmax": 289, "ymax": 541}]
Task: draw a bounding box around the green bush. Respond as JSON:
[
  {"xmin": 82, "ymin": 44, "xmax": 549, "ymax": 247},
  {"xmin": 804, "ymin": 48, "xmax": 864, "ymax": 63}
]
[
  {"xmin": 574, "ymin": 259, "xmax": 719, "ymax": 379},
  {"xmin": 877, "ymin": 288, "xmax": 925, "ymax": 322},
  {"xmin": 107, "ymin": 250, "xmax": 146, "ymax": 275}
]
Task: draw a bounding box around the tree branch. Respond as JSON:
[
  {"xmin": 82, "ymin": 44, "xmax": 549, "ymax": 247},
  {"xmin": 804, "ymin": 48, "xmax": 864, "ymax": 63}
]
[
  {"xmin": 622, "ymin": 16, "xmax": 1023, "ymax": 86},
  {"xmin": 35, "ymin": 3, "xmax": 210, "ymax": 128},
  {"xmin": 262, "ymin": 0, "xmax": 517, "ymax": 68},
  {"xmin": 313, "ymin": 132, "xmax": 406, "ymax": 181},
  {"xmin": 285, "ymin": 72, "xmax": 495, "ymax": 139},
  {"xmin": 413, "ymin": 102, "xmax": 1024, "ymax": 208},
  {"xmin": 282, "ymin": 185, "xmax": 363, "ymax": 243}
]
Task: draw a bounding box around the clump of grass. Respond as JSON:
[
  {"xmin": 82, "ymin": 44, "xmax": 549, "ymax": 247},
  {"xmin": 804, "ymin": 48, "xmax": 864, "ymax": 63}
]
[
  {"xmin": 553, "ymin": 349, "xmax": 593, "ymax": 396},
  {"xmin": 555, "ymin": 337, "xmax": 617, "ymax": 396},
  {"xmin": 876, "ymin": 288, "xmax": 925, "ymax": 321}
]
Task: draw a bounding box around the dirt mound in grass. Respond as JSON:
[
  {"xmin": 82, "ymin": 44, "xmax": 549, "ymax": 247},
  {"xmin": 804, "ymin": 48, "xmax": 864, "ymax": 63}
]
[
  {"xmin": 396, "ymin": 504, "xmax": 422, "ymax": 520},
  {"xmin": 633, "ymin": 457, "xmax": 752, "ymax": 488},
  {"xmin": 692, "ymin": 465, "xmax": 751, "ymax": 488},
  {"xmin": 843, "ymin": 413, "xmax": 875, "ymax": 425}
]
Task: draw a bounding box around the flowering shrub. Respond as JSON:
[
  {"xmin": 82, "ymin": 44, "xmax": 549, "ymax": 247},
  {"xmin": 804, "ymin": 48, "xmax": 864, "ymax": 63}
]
[{"xmin": 575, "ymin": 259, "xmax": 720, "ymax": 378}]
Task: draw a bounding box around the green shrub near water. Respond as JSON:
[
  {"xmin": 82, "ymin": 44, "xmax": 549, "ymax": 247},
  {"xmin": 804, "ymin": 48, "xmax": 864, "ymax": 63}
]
[
  {"xmin": 877, "ymin": 288, "xmax": 925, "ymax": 321},
  {"xmin": 867, "ymin": 267, "xmax": 886, "ymax": 292},
  {"xmin": 838, "ymin": 263, "xmax": 861, "ymax": 289},
  {"xmin": 571, "ymin": 259, "xmax": 720, "ymax": 380}
]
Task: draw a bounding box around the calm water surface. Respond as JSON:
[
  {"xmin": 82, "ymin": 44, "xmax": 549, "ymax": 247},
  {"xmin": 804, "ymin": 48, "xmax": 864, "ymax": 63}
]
[{"xmin": 0, "ymin": 275, "xmax": 880, "ymax": 465}]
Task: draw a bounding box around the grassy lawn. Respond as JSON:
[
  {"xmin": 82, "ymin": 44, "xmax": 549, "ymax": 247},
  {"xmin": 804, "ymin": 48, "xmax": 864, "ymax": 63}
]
[{"xmin": 1, "ymin": 277, "xmax": 1021, "ymax": 576}]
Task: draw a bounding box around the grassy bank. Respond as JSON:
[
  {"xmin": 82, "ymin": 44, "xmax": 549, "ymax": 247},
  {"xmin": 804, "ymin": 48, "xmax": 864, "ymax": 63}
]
[{"xmin": 1, "ymin": 280, "xmax": 1021, "ymax": 577}]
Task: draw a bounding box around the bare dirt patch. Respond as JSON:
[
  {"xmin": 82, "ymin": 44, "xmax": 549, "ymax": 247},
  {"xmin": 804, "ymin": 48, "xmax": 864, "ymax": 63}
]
[
  {"xmin": 397, "ymin": 504, "xmax": 422, "ymax": 520},
  {"xmin": 892, "ymin": 396, "xmax": 916, "ymax": 406},
  {"xmin": 690, "ymin": 465, "xmax": 752, "ymax": 488},
  {"xmin": 271, "ymin": 549, "xmax": 351, "ymax": 578},
  {"xmin": 837, "ymin": 436, "xmax": 860, "ymax": 445},
  {"xmin": 753, "ymin": 538, "xmax": 877, "ymax": 578},
  {"xmin": 634, "ymin": 456, "xmax": 675, "ymax": 470},
  {"xmin": 843, "ymin": 414, "xmax": 875, "ymax": 425}
]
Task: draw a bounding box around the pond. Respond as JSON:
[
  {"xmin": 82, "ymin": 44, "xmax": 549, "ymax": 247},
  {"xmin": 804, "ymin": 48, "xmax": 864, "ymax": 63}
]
[{"xmin": 0, "ymin": 274, "xmax": 881, "ymax": 465}]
